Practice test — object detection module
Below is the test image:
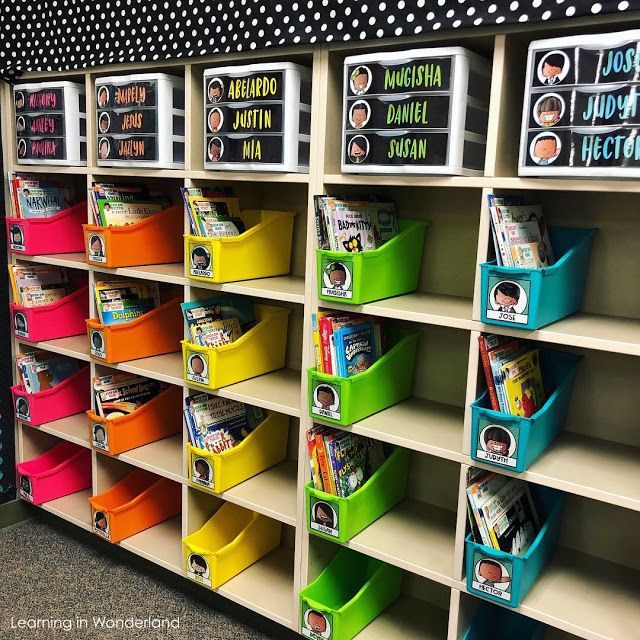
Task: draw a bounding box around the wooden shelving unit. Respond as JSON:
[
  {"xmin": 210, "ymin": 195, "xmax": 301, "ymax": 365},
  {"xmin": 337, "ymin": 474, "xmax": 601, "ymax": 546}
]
[{"xmin": 4, "ymin": 14, "xmax": 640, "ymax": 640}]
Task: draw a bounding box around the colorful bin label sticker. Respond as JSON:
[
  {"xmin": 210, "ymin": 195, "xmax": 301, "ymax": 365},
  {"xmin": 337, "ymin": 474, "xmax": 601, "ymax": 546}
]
[
  {"xmin": 185, "ymin": 350, "xmax": 210, "ymax": 386},
  {"xmin": 97, "ymin": 109, "xmax": 158, "ymax": 135},
  {"xmin": 190, "ymin": 452, "xmax": 214, "ymax": 490},
  {"xmin": 186, "ymin": 552, "xmax": 212, "ymax": 587},
  {"xmin": 301, "ymin": 600, "xmax": 333, "ymax": 639},
  {"xmin": 310, "ymin": 380, "xmax": 341, "ymax": 421},
  {"xmin": 13, "ymin": 311, "xmax": 29, "ymax": 338},
  {"xmin": 92, "ymin": 422, "xmax": 109, "ymax": 451},
  {"xmin": 87, "ymin": 232, "xmax": 107, "ymax": 263},
  {"xmin": 16, "ymin": 113, "xmax": 66, "ymax": 137},
  {"xmin": 205, "ymin": 133, "xmax": 284, "ymax": 164},
  {"xmin": 188, "ymin": 241, "xmax": 213, "ymax": 279},
  {"xmin": 320, "ymin": 259, "xmax": 353, "ymax": 300},
  {"xmin": 19, "ymin": 475, "xmax": 33, "ymax": 502},
  {"xmin": 206, "ymin": 103, "xmax": 284, "ymax": 134},
  {"xmin": 90, "ymin": 329, "xmax": 106, "ymax": 359},
  {"xmin": 15, "ymin": 87, "xmax": 65, "ymax": 113},
  {"xmin": 15, "ymin": 396, "xmax": 30, "ymax": 422},
  {"xmin": 9, "ymin": 224, "xmax": 25, "ymax": 251},
  {"xmin": 98, "ymin": 135, "xmax": 157, "ymax": 162},
  {"xmin": 475, "ymin": 420, "xmax": 520, "ymax": 468},
  {"xmin": 309, "ymin": 496, "xmax": 339, "ymax": 538},
  {"xmin": 17, "ymin": 137, "xmax": 67, "ymax": 161},
  {"xmin": 205, "ymin": 72, "xmax": 285, "ymax": 105},
  {"xmin": 93, "ymin": 509, "xmax": 111, "ymax": 540},
  {"xmin": 97, "ymin": 81, "xmax": 157, "ymax": 109},
  {"xmin": 486, "ymin": 277, "xmax": 530, "ymax": 325},
  {"xmin": 471, "ymin": 552, "xmax": 513, "ymax": 602}
]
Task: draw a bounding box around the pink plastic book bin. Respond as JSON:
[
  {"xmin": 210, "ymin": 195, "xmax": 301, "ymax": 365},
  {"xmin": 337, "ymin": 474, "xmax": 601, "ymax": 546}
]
[
  {"xmin": 11, "ymin": 286, "xmax": 89, "ymax": 343},
  {"xmin": 6, "ymin": 201, "xmax": 87, "ymax": 255},
  {"xmin": 17, "ymin": 441, "xmax": 92, "ymax": 505},
  {"xmin": 12, "ymin": 364, "xmax": 90, "ymax": 426}
]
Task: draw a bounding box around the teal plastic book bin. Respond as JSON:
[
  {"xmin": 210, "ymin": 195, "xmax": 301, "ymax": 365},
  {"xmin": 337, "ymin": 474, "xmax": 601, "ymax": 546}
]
[
  {"xmin": 462, "ymin": 602, "xmax": 544, "ymax": 640},
  {"xmin": 308, "ymin": 327, "xmax": 420, "ymax": 427},
  {"xmin": 480, "ymin": 227, "xmax": 597, "ymax": 331},
  {"xmin": 316, "ymin": 219, "xmax": 427, "ymax": 305},
  {"xmin": 305, "ymin": 446, "xmax": 409, "ymax": 543},
  {"xmin": 299, "ymin": 547, "xmax": 402, "ymax": 640},
  {"xmin": 471, "ymin": 349, "xmax": 581, "ymax": 473},
  {"xmin": 465, "ymin": 485, "xmax": 564, "ymax": 608}
]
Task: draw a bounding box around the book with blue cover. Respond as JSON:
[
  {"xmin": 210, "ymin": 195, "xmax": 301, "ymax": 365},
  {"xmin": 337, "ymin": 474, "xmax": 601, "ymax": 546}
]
[{"xmin": 332, "ymin": 321, "xmax": 379, "ymax": 377}]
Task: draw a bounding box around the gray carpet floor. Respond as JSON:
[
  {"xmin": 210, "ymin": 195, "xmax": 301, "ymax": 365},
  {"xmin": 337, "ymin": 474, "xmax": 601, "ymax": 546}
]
[{"xmin": 0, "ymin": 518, "xmax": 275, "ymax": 639}]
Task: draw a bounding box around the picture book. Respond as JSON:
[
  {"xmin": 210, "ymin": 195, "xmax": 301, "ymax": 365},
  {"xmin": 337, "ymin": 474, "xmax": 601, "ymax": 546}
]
[
  {"xmin": 333, "ymin": 322, "xmax": 379, "ymax": 377},
  {"xmin": 187, "ymin": 195, "xmax": 242, "ymax": 238},
  {"xmin": 23, "ymin": 355, "xmax": 81, "ymax": 394},
  {"xmin": 501, "ymin": 349, "xmax": 545, "ymax": 418},
  {"xmin": 9, "ymin": 265, "xmax": 71, "ymax": 307},
  {"xmin": 488, "ymin": 340, "xmax": 524, "ymax": 413},
  {"xmin": 199, "ymin": 217, "xmax": 246, "ymax": 238},
  {"xmin": 93, "ymin": 373, "xmax": 167, "ymax": 419},
  {"xmin": 97, "ymin": 199, "xmax": 166, "ymax": 227},
  {"xmin": 181, "ymin": 295, "xmax": 255, "ymax": 345},
  {"xmin": 314, "ymin": 195, "xmax": 330, "ymax": 250},
  {"xmin": 190, "ymin": 317, "xmax": 242, "ymax": 347},
  {"xmin": 477, "ymin": 333, "xmax": 512, "ymax": 411},
  {"xmin": 179, "ymin": 186, "xmax": 234, "ymax": 235},
  {"xmin": 10, "ymin": 174, "xmax": 72, "ymax": 218},
  {"xmin": 466, "ymin": 471, "xmax": 510, "ymax": 547},
  {"xmin": 94, "ymin": 280, "xmax": 160, "ymax": 325}
]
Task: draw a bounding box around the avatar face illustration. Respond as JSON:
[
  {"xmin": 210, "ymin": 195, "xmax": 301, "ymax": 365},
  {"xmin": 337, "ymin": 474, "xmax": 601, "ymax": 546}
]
[
  {"xmin": 316, "ymin": 386, "xmax": 335, "ymax": 409},
  {"xmin": 307, "ymin": 610, "xmax": 328, "ymax": 635}
]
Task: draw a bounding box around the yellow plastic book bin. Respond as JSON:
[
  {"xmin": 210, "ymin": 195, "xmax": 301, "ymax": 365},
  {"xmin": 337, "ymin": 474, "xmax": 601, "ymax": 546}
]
[
  {"xmin": 185, "ymin": 210, "xmax": 295, "ymax": 284},
  {"xmin": 187, "ymin": 411, "xmax": 289, "ymax": 493},
  {"xmin": 182, "ymin": 304, "xmax": 290, "ymax": 389},
  {"xmin": 183, "ymin": 502, "xmax": 281, "ymax": 589}
]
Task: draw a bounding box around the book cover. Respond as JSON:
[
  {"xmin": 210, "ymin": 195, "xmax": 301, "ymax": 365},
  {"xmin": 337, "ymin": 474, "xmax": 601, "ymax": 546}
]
[
  {"xmin": 181, "ymin": 295, "xmax": 255, "ymax": 340},
  {"xmin": 315, "ymin": 430, "xmax": 335, "ymax": 495},
  {"xmin": 510, "ymin": 242, "xmax": 549, "ymax": 269},
  {"xmin": 333, "ymin": 322, "xmax": 378, "ymax": 378},
  {"xmin": 95, "ymin": 377, "xmax": 166, "ymax": 419},
  {"xmin": 94, "ymin": 281, "xmax": 159, "ymax": 325},
  {"xmin": 501, "ymin": 349, "xmax": 545, "ymax": 418},
  {"xmin": 97, "ymin": 199, "xmax": 165, "ymax": 227},
  {"xmin": 328, "ymin": 199, "xmax": 377, "ymax": 253},
  {"xmin": 334, "ymin": 433, "xmax": 370, "ymax": 498},
  {"xmin": 488, "ymin": 340, "xmax": 523, "ymax": 413},
  {"xmin": 190, "ymin": 317, "xmax": 242, "ymax": 347},
  {"xmin": 26, "ymin": 356, "xmax": 80, "ymax": 393},
  {"xmin": 17, "ymin": 185, "xmax": 70, "ymax": 219},
  {"xmin": 478, "ymin": 334, "xmax": 512, "ymax": 411},
  {"xmin": 305, "ymin": 426, "xmax": 325, "ymax": 491},
  {"xmin": 467, "ymin": 471, "xmax": 510, "ymax": 548}
]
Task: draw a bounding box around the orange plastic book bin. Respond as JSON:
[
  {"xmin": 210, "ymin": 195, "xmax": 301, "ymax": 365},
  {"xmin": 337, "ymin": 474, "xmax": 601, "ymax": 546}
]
[
  {"xmin": 86, "ymin": 297, "xmax": 183, "ymax": 364},
  {"xmin": 87, "ymin": 385, "xmax": 182, "ymax": 455},
  {"xmin": 83, "ymin": 205, "xmax": 183, "ymax": 268},
  {"xmin": 89, "ymin": 468, "xmax": 181, "ymax": 543}
]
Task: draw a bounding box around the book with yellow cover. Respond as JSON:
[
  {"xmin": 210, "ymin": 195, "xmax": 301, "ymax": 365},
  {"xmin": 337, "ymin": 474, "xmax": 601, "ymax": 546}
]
[
  {"xmin": 501, "ymin": 349, "xmax": 545, "ymax": 418},
  {"xmin": 187, "ymin": 196, "xmax": 242, "ymax": 237}
]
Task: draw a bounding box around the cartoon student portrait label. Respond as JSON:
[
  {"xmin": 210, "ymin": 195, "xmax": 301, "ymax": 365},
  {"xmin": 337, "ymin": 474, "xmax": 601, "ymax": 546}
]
[
  {"xmin": 9, "ymin": 224, "xmax": 25, "ymax": 251},
  {"xmin": 301, "ymin": 601, "xmax": 333, "ymax": 639},
  {"xmin": 185, "ymin": 350, "xmax": 210, "ymax": 386},
  {"xmin": 349, "ymin": 65, "xmax": 372, "ymax": 96},
  {"xmin": 320, "ymin": 258, "xmax": 353, "ymax": 300},
  {"xmin": 536, "ymin": 50, "xmax": 570, "ymax": 87},
  {"xmin": 90, "ymin": 329, "xmax": 107, "ymax": 359},
  {"xmin": 486, "ymin": 277, "xmax": 531, "ymax": 325},
  {"xmin": 476, "ymin": 420, "xmax": 519, "ymax": 468},
  {"xmin": 15, "ymin": 396, "xmax": 30, "ymax": 422},
  {"xmin": 309, "ymin": 497, "xmax": 339, "ymax": 538},
  {"xmin": 186, "ymin": 552, "xmax": 212, "ymax": 587},
  {"xmin": 92, "ymin": 422, "xmax": 109, "ymax": 451},
  {"xmin": 346, "ymin": 134, "xmax": 370, "ymax": 164},
  {"xmin": 87, "ymin": 232, "xmax": 107, "ymax": 263},
  {"xmin": 93, "ymin": 509, "xmax": 111, "ymax": 540},
  {"xmin": 19, "ymin": 475, "xmax": 33, "ymax": 502},
  {"xmin": 471, "ymin": 552, "xmax": 512, "ymax": 602},
  {"xmin": 532, "ymin": 92, "xmax": 565, "ymax": 128},
  {"xmin": 13, "ymin": 311, "xmax": 29, "ymax": 338},
  {"xmin": 529, "ymin": 131, "xmax": 561, "ymax": 166},
  {"xmin": 188, "ymin": 241, "xmax": 213, "ymax": 279},
  {"xmin": 348, "ymin": 100, "xmax": 371, "ymax": 130},
  {"xmin": 310, "ymin": 381, "xmax": 341, "ymax": 421},
  {"xmin": 190, "ymin": 452, "xmax": 214, "ymax": 490}
]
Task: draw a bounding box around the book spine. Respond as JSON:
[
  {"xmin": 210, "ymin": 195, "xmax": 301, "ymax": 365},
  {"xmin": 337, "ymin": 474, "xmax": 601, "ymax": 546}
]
[
  {"xmin": 315, "ymin": 433, "xmax": 334, "ymax": 495},
  {"xmin": 319, "ymin": 316, "xmax": 333, "ymax": 375},
  {"xmin": 325, "ymin": 435, "xmax": 340, "ymax": 497},
  {"xmin": 468, "ymin": 486, "xmax": 493, "ymax": 547},
  {"xmin": 478, "ymin": 336, "xmax": 500, "ymax": 411},
  {"xmin": 312, "ymin": 313, "xmax": 322, "ymax": 371},
  {"xmin": 489, "ymin": 205, "xmax": 510, "ymax": 267}
]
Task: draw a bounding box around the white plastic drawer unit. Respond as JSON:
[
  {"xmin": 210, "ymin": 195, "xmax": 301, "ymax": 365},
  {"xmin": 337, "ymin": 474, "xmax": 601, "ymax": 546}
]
[
  {"xmin": 203, "ymin": 62, "xmax": 312, "ymax": 172},
  {"xmin": 95, "ymin": 73, "xmax": 185, "ymax": 169},
  {"xmin": 14, "ymin": 81, "xmax": 87, "ymax": 166},
  {"xmin": 341, "ymin": 47, "xmax": 491, "ymax": 175},
  {"xmin": 519, "ymin": 29, "xmax": 640, "ymax": 178}
]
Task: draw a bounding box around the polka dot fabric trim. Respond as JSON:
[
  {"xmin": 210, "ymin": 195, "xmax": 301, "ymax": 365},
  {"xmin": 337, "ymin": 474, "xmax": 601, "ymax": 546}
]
[{"xmin": 0, "ymin": 0, "xmax": 637, "ymax": 81}]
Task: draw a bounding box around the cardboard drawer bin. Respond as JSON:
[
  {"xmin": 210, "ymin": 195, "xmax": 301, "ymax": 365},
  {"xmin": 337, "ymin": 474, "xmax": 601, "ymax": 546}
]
[
  {"xmin": 86, "ymin": 297, "xmax": 183, "ymax": 364},
  {"xmin": 308, "ymin": 327, "xmax": 419, "ymax": 427},
  {"xmin": 317, "ymin": 219, "xmax": 427, "ymax": 304},
  {"xmin": 182, "ymin": 304, "xmax": 290, "ymax": 390},
  {"xmin": 480, "ymin": 227, "xmax": 597, "ymax": 331},
  {"xmin": 89, "ymin": 469, "xmax": 181, "ymax": 543},
  {"xmin": 300, "ymin": 547, "xmax": 402, "ymax": 640},
  {"xmin": 185, "ymin": 210, "xmax": 295, "ymax": 284},
  {"xmin": 87, "ymin": 384, "xmax": 182, "ymax": 455},
  {"xmin": 6, "ymin": 201, "xmax": 86, "ymax": 255},
  {"xmin": 471, "ymin": 349, "xmax": 581, "ymax": 473},
  {"xmin": 12, "ymin": 365, "xmax": 91, "ymax": 426},
  {"xmin": 84, "ymin": 204, "xmax": 183, "ymax": 268},
  {"xmin": 187, "ymin": 411, "xmax": 288, "ymax": 493},
  {"xmin": 203, "ymin": 62, "xmax": 311, "ymax": 172},
  {"xmin": 342, "ymin": 47, "xmax": 491, "ymax": 175},
  {"xmin": 183, "ymin": 502, "xmax": 281, "ymax": 589},
  {"xmin": 14, "ymin": 81, "xmax": 87, "ymax": 166},
  {"xmin": 305, "ymin": 446, "xmax": 409, "ymax": 543},
  {"xmin": 95, "ymin": 73, "xmax": 185, "ymax": 169},
  {"xmin": 17, "ymin": 441, "xmax": 91, "ymax": 505}
]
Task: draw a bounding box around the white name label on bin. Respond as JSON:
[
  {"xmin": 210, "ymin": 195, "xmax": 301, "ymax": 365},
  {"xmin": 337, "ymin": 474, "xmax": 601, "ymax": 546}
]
[
  {"xmin": 187, "ymin": 570, "xmax": 212, "ymax": 587},
  {"xmin": 191, "ymin": 455, "xmax": 214, "ymax": 490},
  {"xmin": 87, "ymin": 232, "xmax": 107, "ymax": 263},
  {"xmin": 13, "ymin": 312, "xmax": 28, "ymax": 338},
  {"xmin": 90, "ymin": 330, "xmax": 106, "ymax": 358},
  {"xmin": 186, "ymin": 552, "xmax": 212, "ymax": 587},
  {"xmin": 311, "ymin": 382, "xmax": 341, "ymax": 421},
  {"xmin": 188, "ymin": 242, "xmax": 213, "ymax": 279},
  {"xmin": 486, "ymin": 278, "xmax": 530, "ymax": 325},
  {"xmin": 309, "ymin": 498, "xmax": 339, "ymax": 538},
  {"xmin": 320, "ymin": 258, "xmax": 353, "ymax": 300},
  {"xmin": 20, "ymin": 488, "xmax": 34, "ymax": 502},
  {"xmin": 9, "ymin": 224, "xmax": 25, "ymax": 251},
  {"xmin": 92, "ymin": 423, "xmax": 109, "ymax": 451},
  {"xmin": 93, "ymin": 510, "xmax": 111, "ymax": 540},
  {"xmin": 186, "ymin": 352, "xmax": 210, "ymax": 387},
  {"xmin": 476, "ymin": 423, "xmax": 519, "ymax": 468},
  {"xmin": 472, "ymin": 553, "xmax": 512, "ymax": 602},
  {"xmin": 19, "ymin": 476, "xmax": 33, "ymax": 502},
  {"xmin": 15, "ymin": 397, "xmax": 30, "ymax": 422}
]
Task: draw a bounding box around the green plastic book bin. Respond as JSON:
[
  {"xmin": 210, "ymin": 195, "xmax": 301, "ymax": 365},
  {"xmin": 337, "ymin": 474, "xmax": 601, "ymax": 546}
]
[
  {"xmin": 317, "ymin": 219, "xmax": 427, "ymax": 305},
  {"xmin": 299, "ymin": 547, "xmax": 402, "ymax": 640},
  {"xmin": 305, "ymin": 446, "xmax": 409, "ymax": 543},
  {"xmin": 308, "ymin": 327, "xmax": 420, "ymax": 427}
]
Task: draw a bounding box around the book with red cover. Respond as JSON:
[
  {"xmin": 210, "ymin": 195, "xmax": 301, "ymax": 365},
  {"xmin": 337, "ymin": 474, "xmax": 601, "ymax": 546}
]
[{"xmin": 478, "ymin": 334, "xmax": 512, "ymax": 411}]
